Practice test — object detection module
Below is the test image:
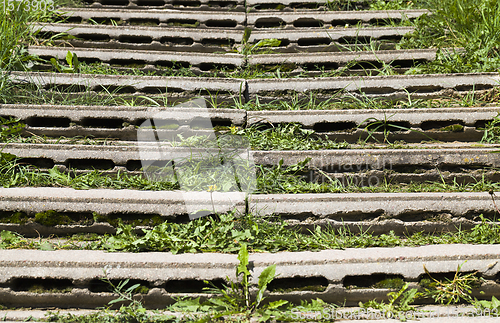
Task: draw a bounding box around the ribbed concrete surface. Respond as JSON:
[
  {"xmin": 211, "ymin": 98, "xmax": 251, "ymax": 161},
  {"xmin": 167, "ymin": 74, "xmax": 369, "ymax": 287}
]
[
  {"xmin": 29, "ymin": 46, "xmax": 245, "ymax": 68},
  {"xmin": 60, "ymin": 8, "xmax": 247, "ymax": 28},
  {"xmin": 0, "ymin": 187, "xmax": 246, "ymax": 216},
  {"xmin": 10, "ymin": 72, "xmax": 245, "ymax": 95},
  {"xmin": 35, "ymin": 23, "xmax": 243, "ymax": 52},
  {"xmin": 0, "ymin": 245, "xmax": 499, "ymax": 308},
  {"xmin": 247, "ymin": 107, "xmax": 500, "ymax": 127},
  {"xmin": 3, "ymin": 144, "xmax": 500, "ymax": 167},
  {"xmin": 2, "ymin": 103, "xmax": 495, "ymax": 142},
  {"xmin": 247, "ymin": 72, "xmax": 500, "ymax": 100},
  {"xmin": 246, "ymin": 9, "xmax": 428, "ymax": 27},
  {"xmin": 0, "ymin": 188, "xmax": 498, "ymax": 236}
]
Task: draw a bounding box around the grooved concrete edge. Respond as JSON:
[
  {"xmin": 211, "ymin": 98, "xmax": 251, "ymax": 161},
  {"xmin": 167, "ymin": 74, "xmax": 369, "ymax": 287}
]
[
  {"xmin": 0, "ymin": 188, "xmax": 246, "ymax": 216},
  {"xmin": 9, "ymin": 72, "xmax": 246, "ymax": 93},
  {"xmin": 0, "ymin": 307, "xmax": 497, "ymax": 322},
  {"xmin": 246, "ymin": 9, "xmax": 428, "ymax": 24},
  {"xmin": 11, "ymin": 72, "xmax": 499, "ymax": 99},
  {"xmin": 0, "ymin": 104, "xmax": 246, "ymax": 124},
  {"xmin": 30, "ymin": 46, "xmax": 438, "ymax": 67},
  {"xmin": 1, "ymin": 244, "xmax": 500, "ymax": 283},
  {"xmin": 29, "ymin": 46, "xmax": 245, "ymax": 66},
  {"xmin": 246, "ymin": 106, "xmax": 500, "ymax": 126},
  {"xmin": 0, "ymin": 187, "xmax": 497, "ymax": 218},
  {"xmin": 35, "ymin": 22, "xmax": 245, "ymax": 41},
  {"xmin": 3, "ymin": 144, "xmax": 500, "ymax": 168},
  {"xmin": 248, "ymin": 48, "xmax": 439, "ymax": 65},
  {"xmin": 35, "ymin": 22, "xmax": 411, "ymax": 43},
  {"xmin": 1, "ymin": 104, "xmax": 497, "ymax": 142},
  {"xmin": 59, "ymin": 8, "xmax": 246, "ymax": 23},
  {"xmin": 249, "ymin": 191, "xmax": 498, "ymax": 218},
  {"xmin": 247, "ymin": 72, "xmax": 500, "ymax": 96}
]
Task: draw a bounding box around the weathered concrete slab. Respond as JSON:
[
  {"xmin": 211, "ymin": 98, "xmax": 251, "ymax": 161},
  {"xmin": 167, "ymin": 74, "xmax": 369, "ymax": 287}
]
[
  {"xmin": 2, "ymin": 143, "xmax": 500, "ymax": 173},
  {"xmin": 29, "ymin": 46, "xmax": 244, "ymax": 68},
  {"xmin": 249, "ymin": 26, "xmax": 414, "ymax": 52},
  {"xmin": 82, "ymin": 0, "xmax": 245, "ymax": 11},
  {"xmin": 247, "ymin": 10, "xmax": 428, "ymax": 28},
  {"xmin": 247, "ymin": 73, "xmax": 500, "ymax": 100},
  {"xmin": 0, "ymin": 188, "xmax": 498, "ymax": 236},
  {"xmin": 252, "ymin": 148, "xmax": 500, "ymax": 168},
  {"xmin": 247, "ymin": 106, "xmax": 499, "ymax": 127},
  {"xmin": 247, "ymin": 106, "xmax": 498, "ymax": 143},
  {"xmin": 249, "ymin": 48, "xmax": 438, "ymax": 66},
  {"xmin": 34, "ymin": 23, "xmax": 243, "ymax": 52},
  {"xmin": 9, "ymin": 72, "xmax": 245, "ymax": 103},
  {"xmin": 60, "ymin": 8, "xmax": 246, "ymax": 28},
  {"xmin": 0, "ymin": 188, "xmax": 245, "ymax": 218},
  {"xmin": 0, "ymin": 244, "xmax": 498, "ymax": 307},
  {"xmin": 249, "ymin": 191, "xmax": 498, "ymax": 219}
]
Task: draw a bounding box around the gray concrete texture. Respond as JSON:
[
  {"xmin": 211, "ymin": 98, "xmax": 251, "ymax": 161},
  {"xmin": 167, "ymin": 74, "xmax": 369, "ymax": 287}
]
[
  {"xmin": 29, "ymin": 46, "xmax": 245, "ymax": 68},
  {"xmin": 1, "ymin": 103, "xmax": 245, "ymax": 139},
  {"xmin": 247, "ymin": 106, "xmax": 499, "ymax": 143},
  {"xmin": 3, "ymin": 103, "xmax": 497, "ymax": 142},
  {"xmin": 34, "ymin": 23, "xmax": 413, "ymax": 53},
  {"xmin": 11, "ymin": 71, "xmax": 500, "ymax": 102},
  {"xmin": 2, "ymin": 144, "xmax": 500, "ymax": 185},
  {"xmin": 249, "ymin": 191, "xmax": 498, "ymax": 219},
  {"xmin": 60, "ymin": 8, "xmax": 246, "ymax": 28},
  {"xmin": 248, "ymin": 48, "xmax": 438, "ymax": 66},
  {"xmin": 247, "ymin": 72, "xmax": 500, "ymax": 99},
  {"xmin": 0, "ymin": 188, "xmax": 498, "ymax": 236},
  {"xmin": 249, "ymin": 26, "xmax": 415, "ymax": 43},
  {"xmin": 30, "ymin": 46, "xmax": 439, "ymax": 74},
  {"xmin": 1, "ymin": 306, "xmax": 498, "ymax": 322},
  {"xmin": 84, "ymin": 0, "xmax": 246, "ymax": 11},
  {"xmin": 35, "ymin": 23, "xmax": 243, "ymax": 52},
  {"xmin": 0, "ymin": 244, "xmax": 500, "ymax": 307},
  {"xmin": 0, "ymin": 104, "xmax": 246, "ymax": 124},
  {"xmin": 2, "ymin": 144, "xmax": 500, "ymax": 169},
  {"xmin": 10, "ymin": 72, "xmax": 246, "ymax": 100},
  {"xmin": 246, "ymin": 9, "xmax": 428, "ymax": 28},
  {"xmin": 247, "ymin": 0, "xmax": 362, "ymax": 5},
  {"xmin": 247, "ymin": 107, "xmax": 500, "ymax": 127},
  {"xmin": 0, "ymin": 187, "xmax": 245, "ymax": 217}
]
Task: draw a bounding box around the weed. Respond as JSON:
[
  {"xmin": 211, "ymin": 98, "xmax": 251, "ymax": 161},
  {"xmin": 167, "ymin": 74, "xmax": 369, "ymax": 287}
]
[
  {"xmin": 49, "ymin": 50, "xmax": 80, "ymax": 73},
  {"xmin": 421, "ymin": 262, "xmax": 483, "ymax": 304},
  {"xmin": 481, "ymin": 113, "xmax": 500, "ymax": 143},
  {"xmin": 0, "ymin": 116, "xmax": 24, "ymax": 142},
  {"xmin": 172, "ymin": 123, "xmax": 349, "ymax": 150},
  {"xmin": 192, "ymin": 244, "xmax": 288, "ymax": 322},
  {"xmin": 474, "ymin": 295, "xmax": 500, "ymax": 312},
  {"xmin": 0, "ymin": 230, "xmax": 56, "ymax": 250},
  {"xmin": 361, "ymin": 283, "xmax": 419, "ymax": 320},
  {"xmin": 369, "ymin": 0, "xmax": 417, "ymax": 10}
]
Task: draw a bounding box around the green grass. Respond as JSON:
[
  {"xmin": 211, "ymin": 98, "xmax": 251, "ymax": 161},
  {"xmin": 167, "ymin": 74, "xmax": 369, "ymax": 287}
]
[
  {"xmin": 2, "ymin": 212, "xmax": 500, "ymax": 253},
  {"xmin": 400, "ymin": 0, "xmax": 500, "ymax": 74}
]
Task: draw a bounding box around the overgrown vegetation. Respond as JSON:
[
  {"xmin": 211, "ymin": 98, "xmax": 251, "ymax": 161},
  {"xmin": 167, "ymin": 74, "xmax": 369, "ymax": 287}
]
[
  {"xmin": 3, "ymin": 212, "xmax": 500, "ymax": 253},
  {"xmin": 401, "ymin": 0, "xmax": 500, "ymax": 74},
  {"xmin": 36, "ymin": 247, "xmax": 500, "ymax": 322}
]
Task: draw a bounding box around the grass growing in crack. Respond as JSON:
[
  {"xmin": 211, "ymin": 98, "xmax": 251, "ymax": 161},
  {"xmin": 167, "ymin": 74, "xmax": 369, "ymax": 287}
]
[
  {"xmin": 2, "ymin": 152, "xmax": 500, "ymax": 194},
  {"xmin": 3, "ymin": 213, "xmax": 500, "ymax": 254},
  {"xmin": 171, "ymin": 123, "xmax": 349, "ymax": 151},
  {"xmin": 361, "ymin": 282, "xmax": 419, "ymax": 320},
  {"xmin": 420, "ymin": 262, "xmax": 483, "ymax": 304},
  {"xmin": 358, "ymin": 113, "xmax": 435, "ymax": 144},
  {"xmin": 43, "ymin": 246, "xmax": 335, "ymax": 323},
  {"xmin": 480, "ymin": 113, "xmax": 500, "ymax": 143}
]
